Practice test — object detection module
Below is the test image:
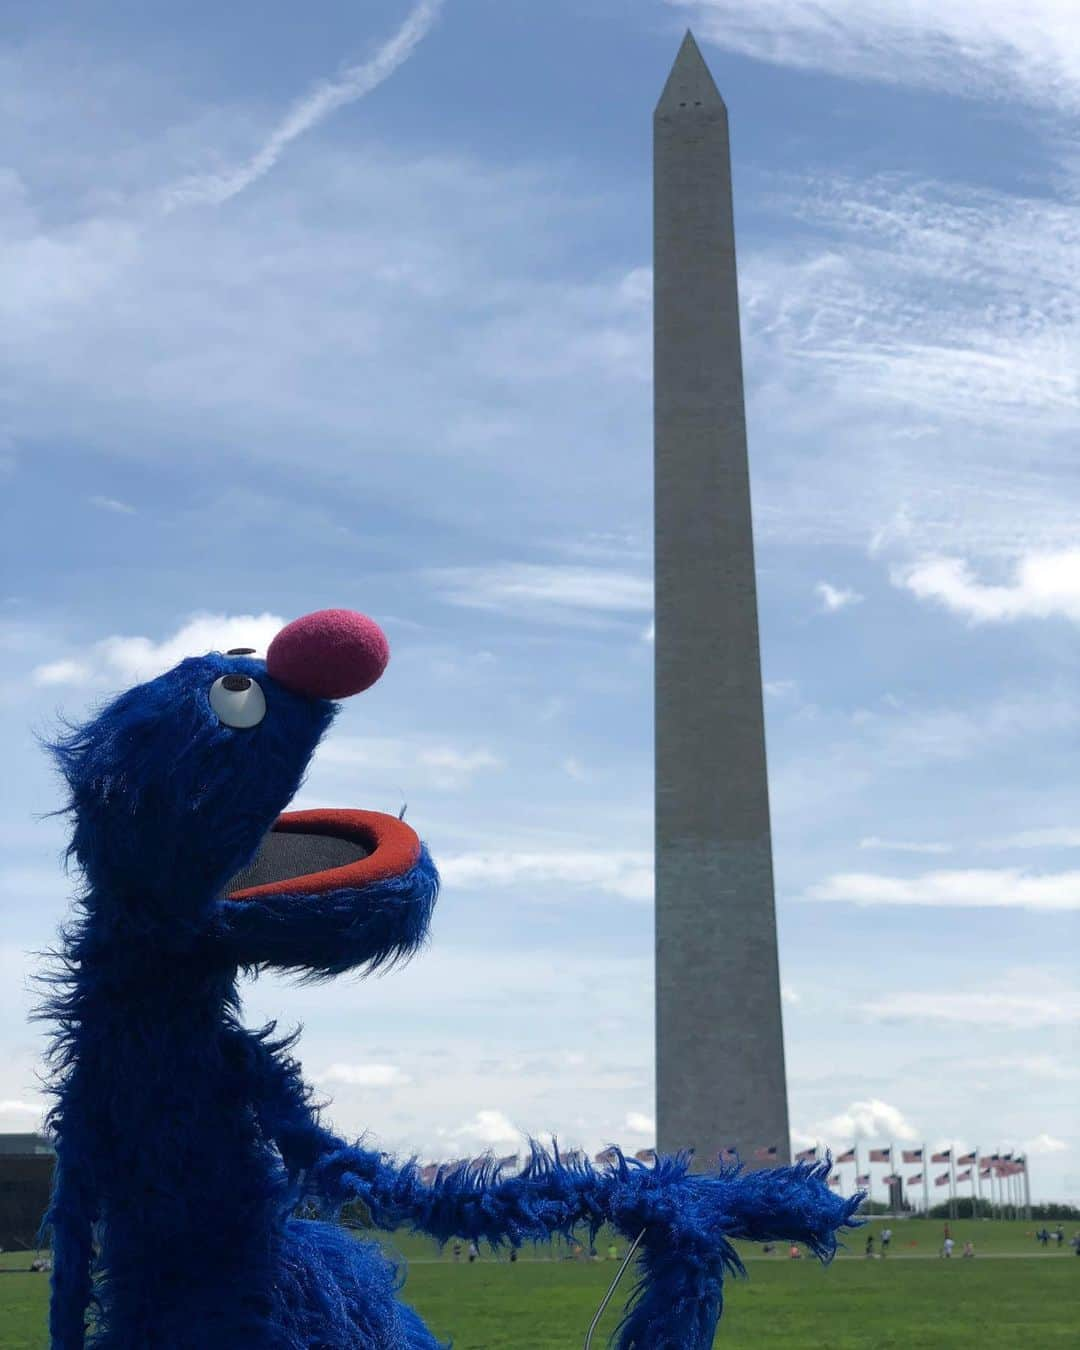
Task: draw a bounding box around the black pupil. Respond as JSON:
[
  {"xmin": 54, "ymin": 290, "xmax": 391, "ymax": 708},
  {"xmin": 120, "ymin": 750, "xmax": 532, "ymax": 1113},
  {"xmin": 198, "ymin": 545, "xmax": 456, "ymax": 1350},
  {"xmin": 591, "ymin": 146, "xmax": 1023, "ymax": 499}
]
[
  {"xmin": 222, "ymin": 675, "xmax": 252, "ymax": 692},
  {"xmin": 226, "ymin": 647, "xmax": 256, "ymax": 655}
]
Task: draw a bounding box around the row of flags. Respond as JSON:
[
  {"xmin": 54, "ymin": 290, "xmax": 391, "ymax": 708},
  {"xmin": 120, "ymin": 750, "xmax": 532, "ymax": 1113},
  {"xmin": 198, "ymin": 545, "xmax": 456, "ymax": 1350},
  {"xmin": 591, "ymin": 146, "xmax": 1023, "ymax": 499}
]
[{"xmin": 414, "ymin": 1146, "xmax": 1028, "ymax": 1187}]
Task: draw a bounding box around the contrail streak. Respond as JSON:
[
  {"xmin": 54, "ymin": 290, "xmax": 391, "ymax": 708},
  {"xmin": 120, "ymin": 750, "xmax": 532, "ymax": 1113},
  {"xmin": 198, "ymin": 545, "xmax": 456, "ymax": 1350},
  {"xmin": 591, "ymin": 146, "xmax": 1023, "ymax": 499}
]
[{"xmin": 161, "ymin": 0, "xmax": 445, "ymax": 211}]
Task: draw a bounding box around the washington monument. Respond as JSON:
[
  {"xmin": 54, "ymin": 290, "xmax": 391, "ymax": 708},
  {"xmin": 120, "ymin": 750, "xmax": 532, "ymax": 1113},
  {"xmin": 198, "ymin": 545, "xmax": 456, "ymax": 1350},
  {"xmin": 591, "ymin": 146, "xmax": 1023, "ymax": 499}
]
[{"xmin": 654, "ymin": 32, "xmax": 791, "ymax": 1167}]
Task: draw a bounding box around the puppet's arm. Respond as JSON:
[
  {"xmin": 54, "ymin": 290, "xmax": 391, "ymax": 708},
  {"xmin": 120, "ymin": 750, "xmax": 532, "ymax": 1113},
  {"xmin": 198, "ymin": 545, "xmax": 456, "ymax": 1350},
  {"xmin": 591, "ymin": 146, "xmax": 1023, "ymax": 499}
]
[
  {"xmin": 211, "ymin": 846, "xmax": 438, "ymax": 979},
  {"xmin": 227, "ymin": 1043, "xmax": 859, "ymax": 1350},
  {"xmin": 306, "ymin": 1145, "xmax": 859, "ymax": 1349},
  {"xmin": 42, "ymin": 1155, "xmax": 96, "ymax": 1350}
]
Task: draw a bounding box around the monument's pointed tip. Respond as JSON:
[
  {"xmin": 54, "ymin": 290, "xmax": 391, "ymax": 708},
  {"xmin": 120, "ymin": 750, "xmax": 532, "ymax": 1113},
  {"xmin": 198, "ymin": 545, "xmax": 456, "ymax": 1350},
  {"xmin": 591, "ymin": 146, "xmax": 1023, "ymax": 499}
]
[{"xmin": 656, "ymin": 28, "xmax": 725, "ymax": 113}]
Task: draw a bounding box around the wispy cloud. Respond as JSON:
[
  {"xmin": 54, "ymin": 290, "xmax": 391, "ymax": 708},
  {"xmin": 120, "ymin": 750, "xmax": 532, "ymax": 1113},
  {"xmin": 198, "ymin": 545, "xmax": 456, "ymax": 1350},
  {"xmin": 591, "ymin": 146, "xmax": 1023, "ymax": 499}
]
[
  {"xmin": 808, "ymin": 867, "xmax": 1080, "ymax": 911},
  {"xmin": 316, "ymin": 1063, "xmax": 411, "ymax": 1087},
  {"xmin": 438, "ymin": 848, "xmax": 654, "ymax": 902},
  {"xmin": 897, "ymin": 549, "xmax": 1080, "ymax": 624},
  {"xmin": 866, "ymin": 991, "xmax": 1080, "ymax": 1029},
  {"xmin": 88, "ymin": 494, "xmax": 136, "ymax": 515},
  {"xmin": 160, "ymin": 0, "xmax": 445, "ymax": 210},
  {"xmin": 427, "ymin": 564, "xmax": 652, "ymax": 621},
  {"xmin": 316, "ymin": 736, "xmax": 502, "ymax": 791},
  {"xmin": 990, "ymin": 827, "xmax": 1080, "ymax": 851},
  {"xmin": 736, "ymin": 168, "xmax": 1080, "ymax": 557},
  {"xmin": 816, "ymin": 581, "xmax": 862, "ymax": 613},
  {"xmin": 859, "ymin": 837, "xmax": 953, "ymax": 855},
  {"xmin": 675, "ymin": 0, "xmax": 1080, "ymax": 114}
]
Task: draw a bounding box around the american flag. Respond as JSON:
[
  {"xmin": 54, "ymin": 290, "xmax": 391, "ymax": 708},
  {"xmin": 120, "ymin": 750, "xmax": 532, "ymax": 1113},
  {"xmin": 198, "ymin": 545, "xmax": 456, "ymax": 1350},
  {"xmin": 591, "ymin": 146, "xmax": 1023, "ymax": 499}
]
[
  {"xmin": 837, "ymin": 1148, "xmax": 856, "ymax": 1164},
  {"xmin": 956, "ymin": 1169, "xmax": 972, "ymax": 1183},
  {"xmin": 856, "ymin": 1173, "xmax": 871, "ymax": 1186},
  {"xmin": 931, "ymin": 1149, "xmax": 951, "ymax": 1163},
  {"xmin": 496, "ymin": 1154, "xmax": 519, "ymax": 1171},
  {"xmin": 882, "ymin": 1173, "xmax": 901, "ymax": 1185},
  {"xmin": 594, "ymin": 1148, "xmax": 619, "ymax": 1166},
  {"xmin": 908, "ymin": 1173, "xmax": 923, "ymax": 1186},
  {"xmin": 634, "ymin": 1148, "xmax": 656, "ymax": 1164},
  {"xmin": 996, "ymin": 1161, "xmax": 1023, "ymax": 1177},
  {"xmin": 420, "ymin": 1163, "xmax": 440, "ymax": 1184},
  {"xmin": 828, "ymin": 1174, "xmax": 842, "ymax": 1188},
  {"xmin": 980, "ymin": 1164, "xmax": 993, "ymax": 1177},
  {"xmin": 957, "ymin": 1151, "xmax": 976, "ymax": 1165},
  {"xmin": 986, "ymin": 1153, "xmax": 1000, "ymax": 1162},
  {"xmin": 795, "ymin": 1147, "xmax": 817, "ymax": 1163},
  {"xmin": 901, "ymin": 1149, "xmax": 922, "ymax": 1164},
  {"xmin": 869, "ymin": 1148, "xmax": 890, "ymax": 1163},
  {"xmin": 753, "ymin": 1145, "xmax": 778, "ymax": 1161},
  {"xmin": 935, "ymin": 1172, "xmax": 951, "ymax": 1187},
  {"xmin": 719, "ymin": 1147, "xmax": 739, "ymax": 1164}
]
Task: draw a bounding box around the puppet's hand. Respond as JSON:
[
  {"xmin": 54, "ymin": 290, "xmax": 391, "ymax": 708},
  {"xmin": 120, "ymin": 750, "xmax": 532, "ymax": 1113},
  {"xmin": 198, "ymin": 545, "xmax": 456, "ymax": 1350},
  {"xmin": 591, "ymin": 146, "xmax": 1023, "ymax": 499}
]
[{"xmin": 603, "ymin": 1156, "xmax": 860, "ymax": 1350}]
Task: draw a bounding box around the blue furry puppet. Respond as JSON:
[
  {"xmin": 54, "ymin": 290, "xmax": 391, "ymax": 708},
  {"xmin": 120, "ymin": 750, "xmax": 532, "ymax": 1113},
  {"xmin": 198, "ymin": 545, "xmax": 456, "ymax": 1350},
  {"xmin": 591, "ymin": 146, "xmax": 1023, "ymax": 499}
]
[{"xmin": 37, "ymin": 607, "xmax": 859, "ymax": 1349}]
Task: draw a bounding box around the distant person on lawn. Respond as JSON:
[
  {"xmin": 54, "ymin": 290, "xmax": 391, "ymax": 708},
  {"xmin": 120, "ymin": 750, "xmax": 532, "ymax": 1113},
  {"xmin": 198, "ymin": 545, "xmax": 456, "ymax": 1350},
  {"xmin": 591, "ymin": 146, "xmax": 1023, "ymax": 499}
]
[{"xmin": 941, "ymin": 1237, "xmax": 955, "ymax": 1258}]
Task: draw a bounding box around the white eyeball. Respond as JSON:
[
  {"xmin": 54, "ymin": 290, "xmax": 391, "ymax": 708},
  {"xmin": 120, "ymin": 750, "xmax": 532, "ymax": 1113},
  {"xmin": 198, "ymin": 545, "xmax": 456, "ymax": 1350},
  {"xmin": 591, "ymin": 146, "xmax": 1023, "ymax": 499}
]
[{"xmin": 209, "ymin": 675, "xmax": 267, "ymax": 729}]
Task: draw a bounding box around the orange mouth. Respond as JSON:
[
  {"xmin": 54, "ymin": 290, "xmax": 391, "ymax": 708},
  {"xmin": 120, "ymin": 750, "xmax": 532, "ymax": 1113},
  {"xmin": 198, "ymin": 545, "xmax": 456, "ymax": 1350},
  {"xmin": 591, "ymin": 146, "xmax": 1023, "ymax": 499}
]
[{"xmin": 226, "ymin": 809, "xmax": 421, "ymax": 900}]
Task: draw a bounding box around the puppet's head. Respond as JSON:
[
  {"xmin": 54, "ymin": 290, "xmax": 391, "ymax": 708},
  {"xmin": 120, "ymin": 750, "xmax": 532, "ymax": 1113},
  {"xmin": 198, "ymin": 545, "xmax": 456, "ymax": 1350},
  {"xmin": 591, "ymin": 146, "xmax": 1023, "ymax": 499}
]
[{"xmin": 45, "ymin": 609, "xmax": 435, "ymax": 972}]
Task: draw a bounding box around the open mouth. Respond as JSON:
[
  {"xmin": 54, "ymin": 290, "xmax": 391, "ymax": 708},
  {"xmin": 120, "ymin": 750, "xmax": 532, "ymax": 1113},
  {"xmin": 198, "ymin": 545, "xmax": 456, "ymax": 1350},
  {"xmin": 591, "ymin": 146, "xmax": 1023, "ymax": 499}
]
[{"xmin": 225, "ymin": 809, "xmax": 421, "ymax": 900}]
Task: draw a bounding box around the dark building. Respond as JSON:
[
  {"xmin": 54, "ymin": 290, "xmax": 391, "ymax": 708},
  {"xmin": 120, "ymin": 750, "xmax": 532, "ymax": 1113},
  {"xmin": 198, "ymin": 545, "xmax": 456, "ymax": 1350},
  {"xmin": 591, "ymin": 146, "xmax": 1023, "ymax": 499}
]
[{"xmin": 0, "ymin": 1133, "xmax": 55, "ymax": 1251}]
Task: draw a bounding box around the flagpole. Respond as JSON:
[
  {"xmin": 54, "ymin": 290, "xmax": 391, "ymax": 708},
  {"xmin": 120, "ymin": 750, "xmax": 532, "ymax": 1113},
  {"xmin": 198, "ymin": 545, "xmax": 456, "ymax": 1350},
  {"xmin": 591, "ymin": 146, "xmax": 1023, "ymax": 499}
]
[
  {"xmin": 923, "ymin": 1141, "xmax": 929, "ymax": 1217},
  {"xmin": 1021, "ymin": 1156, "xmax": 1031, "ymax": 1222},
  {"xmin": 974, "ymin": 1147, "xmax": 982, "ymax": 1218}
]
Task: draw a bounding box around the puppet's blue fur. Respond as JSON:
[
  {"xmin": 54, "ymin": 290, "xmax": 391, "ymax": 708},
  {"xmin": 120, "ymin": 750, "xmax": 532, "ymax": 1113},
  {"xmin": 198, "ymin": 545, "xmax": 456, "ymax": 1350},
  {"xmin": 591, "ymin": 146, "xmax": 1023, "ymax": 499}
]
[{"xmin": 37, "ymin": 648, "xmax": 860, "ymax": 1348}]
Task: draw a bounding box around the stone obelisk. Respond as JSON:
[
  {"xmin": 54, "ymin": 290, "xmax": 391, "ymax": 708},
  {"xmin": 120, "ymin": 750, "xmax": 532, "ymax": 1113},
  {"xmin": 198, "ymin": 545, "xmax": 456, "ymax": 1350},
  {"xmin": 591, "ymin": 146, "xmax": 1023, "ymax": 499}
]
[{"xmin": 654, "ymin": 31, "xmax": 790, "ymax": 1168}]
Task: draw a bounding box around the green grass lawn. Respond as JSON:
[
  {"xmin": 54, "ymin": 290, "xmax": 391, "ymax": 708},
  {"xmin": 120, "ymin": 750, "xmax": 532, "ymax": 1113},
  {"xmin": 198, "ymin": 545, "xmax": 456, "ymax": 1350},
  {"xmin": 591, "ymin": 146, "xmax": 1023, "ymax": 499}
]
[{"xmin": 3, "ymin": 1221, "xmax": 1077, "ymax": 1348}]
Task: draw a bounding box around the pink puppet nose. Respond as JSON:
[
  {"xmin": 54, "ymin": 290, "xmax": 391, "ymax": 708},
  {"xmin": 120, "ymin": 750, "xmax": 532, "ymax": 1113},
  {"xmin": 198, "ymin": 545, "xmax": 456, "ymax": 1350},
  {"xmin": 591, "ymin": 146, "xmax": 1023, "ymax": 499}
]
[{"xmin": 266, "ymin": 609, "xmax": 390, "ymax": 700}]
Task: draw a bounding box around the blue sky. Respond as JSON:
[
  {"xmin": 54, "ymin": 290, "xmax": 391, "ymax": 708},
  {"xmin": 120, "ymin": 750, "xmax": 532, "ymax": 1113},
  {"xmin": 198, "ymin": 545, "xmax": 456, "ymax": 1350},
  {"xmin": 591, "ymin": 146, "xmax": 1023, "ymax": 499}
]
[{"xmin": 2, "ymin": 0, "xmax": 1077, "ymax": 1204}]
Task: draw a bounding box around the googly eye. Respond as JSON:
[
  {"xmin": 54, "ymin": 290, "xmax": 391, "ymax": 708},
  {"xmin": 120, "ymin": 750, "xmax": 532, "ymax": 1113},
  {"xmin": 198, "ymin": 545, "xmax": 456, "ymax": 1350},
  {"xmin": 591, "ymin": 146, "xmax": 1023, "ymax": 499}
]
[{"xmin": 209, "ymin": 674, "xmax": 267, "ymax": 729}]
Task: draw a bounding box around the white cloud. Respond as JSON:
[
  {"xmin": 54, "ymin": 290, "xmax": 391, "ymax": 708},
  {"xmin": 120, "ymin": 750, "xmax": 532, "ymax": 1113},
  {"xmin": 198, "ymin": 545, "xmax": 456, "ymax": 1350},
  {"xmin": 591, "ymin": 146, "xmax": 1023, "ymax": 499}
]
[
  {"xmin": 32, "ymin": 659, "xmax": 94, "ymax": 687},
  {"xmin": 316, "ymin": 737, "xmax": 502, "ymax": 791},
  {"xmin": 816, "ymin": 581, "xmax": 862, "ymax": 613},
  {"xmin": 1024, "ymin": 1133, "xmax": 1068, "ymax": 1154},
  {"xmin": 427, "ymin": 564, "xmax": 652, "ymax": 621},
  {"xmin": 808, "ymin": 868, "xmax": 1080, "ymax": 912},
  {"xmin": 317, "ymin": 1063, "xmax": 410, "ymax": 1087},
  {"xmin": 30, "ymin": 611, "xmax": 285, "ymax": 687},
  {"xmin": 676, "ymin": 0, "xmax": 1080, "ymax": 114},
  {"xmin": 88, "ymin": 494, "xmax": 136, "ymax": 514},
  {"xmin": 992, "ymin": 1055, "xmax": 1080, "ymax": 1083},
  {"xmin": 898, "ymin": 550, "xmax": 1080, "ymax": 624},
  {"xmin": 438, "ymin": 849, "xmax": 654, "ymax": 902},
  {"xmin": 623, "ymin": 1111, "xmax": 655, "ymax": 1136},
  {"xmin": 160, "ymin": 1, "xmax": 445, "ymax": 210},
  {"xmin": 866, "ymin": 992, "xmax": 1080, "ymax": 1029},
  {"xmin": 732, "ymin": 169, "xmax": 1080, "ymax": 559},
  {"xmin": 764, "ymin": 679, "xmax": 797, "ymax": 699},
  {"xmin": 859, "ymin": 837, "xmax": 953, "ymax": 855},
  {"xmin": 991, "ymin": 827, "xmax": 1080, "ymax": 850},
  {"xmin": 439, "ymin": 1108, "xmax": 521, "ymax": 1150},
  {"xmin": 809, "ymin": 1098, "xmax": 920, "ymax": 1144},
  {"xmin": 0, "ymin": 1099, "xmax": 43, "ymax": 1118}
]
